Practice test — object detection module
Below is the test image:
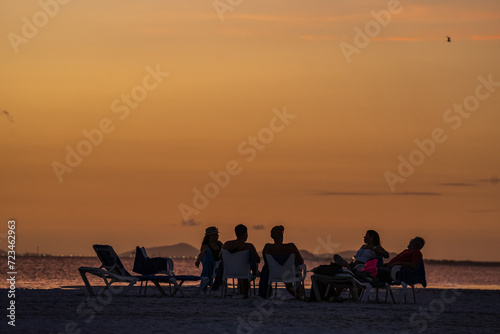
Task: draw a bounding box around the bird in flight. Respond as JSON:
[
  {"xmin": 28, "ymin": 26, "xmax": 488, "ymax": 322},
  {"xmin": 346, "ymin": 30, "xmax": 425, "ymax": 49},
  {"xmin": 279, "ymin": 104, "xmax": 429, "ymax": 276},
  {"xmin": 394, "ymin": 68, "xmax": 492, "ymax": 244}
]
[
  {"xmin": 2, "ymin": 110, "xmax": 14, "ymax": 123},
  {"xmin": 446, "ymin": 36, "xmax": 451, "ymax": 42}
]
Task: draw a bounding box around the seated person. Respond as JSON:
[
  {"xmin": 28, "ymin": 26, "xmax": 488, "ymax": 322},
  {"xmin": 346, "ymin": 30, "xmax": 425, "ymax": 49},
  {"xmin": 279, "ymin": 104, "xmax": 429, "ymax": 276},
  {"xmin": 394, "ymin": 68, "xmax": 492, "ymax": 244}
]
[
  {"xmin": 261, "ymin": 225, "xmax": 305, "ymax": 300},
  {"xmin": 378, "ymin": 236, "xmax": 425, "ymax": 283},
  {"xmin": 334, "ymin": 230, "xmax": 389, "ymax": 269},
  {"xmin": 386, "ymin": 236, "xmax": 425, "ymax": 269},
  {"xmin": 222, "ymin": 224, "xmax": 260, "ymax": 299},
  {"xmin": 195, "ymin": 226, "xmax": 222, "ymax": 268}
]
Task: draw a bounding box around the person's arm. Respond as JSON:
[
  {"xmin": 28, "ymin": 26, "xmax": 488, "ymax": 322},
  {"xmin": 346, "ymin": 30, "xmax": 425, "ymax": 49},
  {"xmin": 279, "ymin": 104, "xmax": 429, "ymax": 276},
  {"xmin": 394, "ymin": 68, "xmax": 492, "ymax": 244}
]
[
  {"xmin": 293, "ymin": 244, "xmax": 304, "ymax": 265},
  {"xmin": 195, "ymin": 245, "xmax": 209, "ymax": 268},
  {"xmin": 374, "ymin": 245, "xmax": 390, "ymax": 258}
]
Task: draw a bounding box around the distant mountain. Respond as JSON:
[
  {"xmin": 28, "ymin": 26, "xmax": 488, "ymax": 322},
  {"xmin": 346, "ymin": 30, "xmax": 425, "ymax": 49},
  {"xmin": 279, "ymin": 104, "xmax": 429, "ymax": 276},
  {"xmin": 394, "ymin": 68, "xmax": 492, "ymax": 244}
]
[{"xmin": 120, "ymin": 243, "xmax": 199, "ymax": 258}]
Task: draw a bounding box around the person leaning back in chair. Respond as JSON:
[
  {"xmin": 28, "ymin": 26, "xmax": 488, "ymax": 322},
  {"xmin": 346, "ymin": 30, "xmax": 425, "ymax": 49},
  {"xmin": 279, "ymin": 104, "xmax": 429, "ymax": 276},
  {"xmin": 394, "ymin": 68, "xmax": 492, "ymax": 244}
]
[
  {"xmin": 377, "ymin": 236, "xmax": 425, "ymax": 283},
  {"xmin": 222, "ymin": 224, "xmax": 261, "ymax": 299},
  {"xmin": 385, "ymin": 236, "xmax": 425, "ymax": 269},
  {"xmin": 333, "ymin": 230, "xmax": 389, "ymax": 269}
]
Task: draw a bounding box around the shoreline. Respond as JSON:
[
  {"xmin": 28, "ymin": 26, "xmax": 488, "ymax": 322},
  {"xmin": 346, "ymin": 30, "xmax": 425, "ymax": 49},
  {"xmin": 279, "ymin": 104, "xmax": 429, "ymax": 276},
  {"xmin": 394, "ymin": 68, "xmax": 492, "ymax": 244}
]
[{"xmin": 2, "ymin": 287, "xmax": 500, "ymax": 333}]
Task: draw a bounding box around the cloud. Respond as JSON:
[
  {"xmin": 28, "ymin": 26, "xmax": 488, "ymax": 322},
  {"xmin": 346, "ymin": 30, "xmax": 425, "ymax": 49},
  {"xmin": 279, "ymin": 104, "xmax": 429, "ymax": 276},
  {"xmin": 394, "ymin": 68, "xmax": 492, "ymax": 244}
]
[
  {"xmin": 439, "ymin": 183, "xmax": 476, "ymax": 187},
  {"xmin": 478, "ymin": 176, "xmax": 500, "ymax": 185},
  {"xmin": 317, "ymin": 191, "xmax": 441, "ymax": 196},
  {"xmin": 181, "ymin": 219, "xmax": 201, "ymax": 226},
  {"xmin": 252, "ymin": 224, "xmax": 265, "ymax": 230}
]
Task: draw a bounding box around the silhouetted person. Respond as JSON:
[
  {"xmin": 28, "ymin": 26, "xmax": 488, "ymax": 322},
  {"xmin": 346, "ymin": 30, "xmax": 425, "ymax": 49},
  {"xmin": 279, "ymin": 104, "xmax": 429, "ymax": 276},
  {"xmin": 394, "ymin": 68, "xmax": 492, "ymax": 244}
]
[
  {"xmin": 262, "ymin": 225, "xmax": 305, "ymax": 299},
  {"xmin": 447, "ymin": 36, "xmax": 451, "ymax": 42},
  {"xmin": 334, "ymin": 230, "xmax": 389, "ymax": 269},
  {"xmin": 378, "ymin": 236, "xmax": 425, "ymax": 283},
  {"xmin": 223, "ymin": 224, "xmax": 260, "ymax": 298},
  {"xmin": 195, "ymin": 226, "xmax": 222, "ymax": 267}
]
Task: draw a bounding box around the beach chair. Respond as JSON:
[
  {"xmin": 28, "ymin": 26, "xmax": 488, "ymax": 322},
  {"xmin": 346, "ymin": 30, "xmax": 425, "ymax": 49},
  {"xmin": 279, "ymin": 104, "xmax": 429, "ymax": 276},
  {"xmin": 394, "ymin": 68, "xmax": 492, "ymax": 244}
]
[
  {"xmin": 221, "ymin": 249, "xmax": 256, "ymax": 298},
  {"xmin": 311, "ymin": 269, "xmax": 371, "ymax": 302},
  {"xmin": 194, "ymin": 249, "xmax": 222, "ymax": 295},
  {"xmin": 132, "ymin": 246, "xmax": 177, "ymax": 295},
  {"xmin": 390, "ymin": 259, "xmax": 427, "ymax": 303},
  {"xmin": 353, "ymin": 257, "xmax": 395, "ymax": 303},
  {"xmin": 79, "ymin": 245, "xmax": 200, "ymax": 297},
  {"xmin": 266, "ymin": 254, "xmax": 307, "ymax": 299}
]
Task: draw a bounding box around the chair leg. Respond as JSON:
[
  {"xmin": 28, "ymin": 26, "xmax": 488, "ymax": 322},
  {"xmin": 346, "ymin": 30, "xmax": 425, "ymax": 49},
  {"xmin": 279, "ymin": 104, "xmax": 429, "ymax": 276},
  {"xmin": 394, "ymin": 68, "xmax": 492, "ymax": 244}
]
[
  {"xmin": 389, "ymin": 288, "xmax": 396, "ymax": 304},
  {"xmin": 324, "ymin": 284, "xmax": 332, "ymax": 299}
]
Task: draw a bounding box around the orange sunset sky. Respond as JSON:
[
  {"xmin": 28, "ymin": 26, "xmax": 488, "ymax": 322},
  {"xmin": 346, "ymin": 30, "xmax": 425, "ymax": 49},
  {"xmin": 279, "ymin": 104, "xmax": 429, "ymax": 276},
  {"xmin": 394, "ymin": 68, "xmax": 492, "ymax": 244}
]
[{"xmin": 1, "ymin": 0, "xmax": 499, "ymax": 261}]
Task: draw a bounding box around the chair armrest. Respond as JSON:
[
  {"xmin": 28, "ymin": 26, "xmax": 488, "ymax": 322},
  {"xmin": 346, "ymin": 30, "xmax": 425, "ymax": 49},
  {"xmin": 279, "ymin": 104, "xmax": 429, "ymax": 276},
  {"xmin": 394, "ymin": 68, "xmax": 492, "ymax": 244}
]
[
  {"xmin": 354, "ymin": 264, "xmax": 364, "ymax": 272},
  {"xmin": 391, "ymin": 265, "xmax": 402, "ymax": 280},
  {"xmin": 298, "ymin": 264, "xmax": 307, "ymax": 280}
]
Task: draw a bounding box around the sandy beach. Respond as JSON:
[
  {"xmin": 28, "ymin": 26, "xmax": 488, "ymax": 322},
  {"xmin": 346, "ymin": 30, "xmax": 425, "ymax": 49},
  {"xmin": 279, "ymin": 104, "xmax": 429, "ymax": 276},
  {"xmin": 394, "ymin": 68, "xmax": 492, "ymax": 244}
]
[{"xmin": 3, "ymin": 286, "xmax": 500, "ymax": 334}]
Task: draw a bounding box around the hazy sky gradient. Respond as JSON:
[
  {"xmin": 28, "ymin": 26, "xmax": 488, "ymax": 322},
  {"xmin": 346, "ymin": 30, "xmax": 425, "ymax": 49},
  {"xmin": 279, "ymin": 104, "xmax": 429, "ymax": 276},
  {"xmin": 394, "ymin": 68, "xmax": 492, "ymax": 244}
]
[{"xmin": 1, "ymin": 0, "xmax": 499, "ymax": 261}]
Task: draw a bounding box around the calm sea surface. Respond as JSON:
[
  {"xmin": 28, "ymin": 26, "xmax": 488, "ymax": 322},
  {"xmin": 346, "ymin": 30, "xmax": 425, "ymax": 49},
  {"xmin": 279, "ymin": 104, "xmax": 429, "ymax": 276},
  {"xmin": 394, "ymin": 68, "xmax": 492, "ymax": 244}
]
[{"xmin": 1, "ymin": 256, "xmax": 500, "ymax": 290}]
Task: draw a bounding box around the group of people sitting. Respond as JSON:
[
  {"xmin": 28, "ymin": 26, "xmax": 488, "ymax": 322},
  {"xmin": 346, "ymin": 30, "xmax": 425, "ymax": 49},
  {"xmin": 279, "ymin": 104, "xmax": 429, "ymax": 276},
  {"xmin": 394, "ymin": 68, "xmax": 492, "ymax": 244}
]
[{"xmin": 194, "ymin": 224, "xmax": 425, "ymax": 300}]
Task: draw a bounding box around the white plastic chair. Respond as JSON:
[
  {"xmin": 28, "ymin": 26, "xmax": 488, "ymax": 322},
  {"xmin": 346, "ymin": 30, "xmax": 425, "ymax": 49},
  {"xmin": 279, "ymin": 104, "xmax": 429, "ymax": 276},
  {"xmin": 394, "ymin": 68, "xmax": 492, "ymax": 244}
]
[
  {"xmin": 195, "ymin": 260, "xmax": 221, "ymax": 296},
  {"xmin": 265, "ymin": 254, "xmax": 307, "ymax": 299},
  {"xmin": 221, "ymin": 249, "xmax": 255, "ymax": 298}
]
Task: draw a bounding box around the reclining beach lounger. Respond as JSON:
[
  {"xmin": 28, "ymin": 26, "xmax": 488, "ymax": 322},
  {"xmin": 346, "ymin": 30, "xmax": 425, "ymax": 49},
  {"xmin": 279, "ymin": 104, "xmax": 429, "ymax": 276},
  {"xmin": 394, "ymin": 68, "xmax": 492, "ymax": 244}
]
[
  {"xmin": 132, "ymin": 246, "xmax": 202, "ymax": 296},
  {"xmin": 311, "ymin": 269, "xmax": 372, "ymax": 302},
  {"xmin": 78, "ymin": 244, "xmax": 200, "ymax": 297}
]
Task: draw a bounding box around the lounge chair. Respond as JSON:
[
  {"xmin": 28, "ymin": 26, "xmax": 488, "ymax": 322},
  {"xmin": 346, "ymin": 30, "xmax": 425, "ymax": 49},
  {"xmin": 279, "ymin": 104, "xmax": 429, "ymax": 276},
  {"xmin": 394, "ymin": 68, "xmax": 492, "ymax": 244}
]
[
  {"xmin": 132, "ymin": 246, "xmax": 179, "ymax": 295},
  {"xmin": 78, "ymin": 244, "xmax": 200, "ymax": 297},
  {"xmin": 311, "ymin": 268, "xmax": 372, "ymax": 302},
  {"xmin": 389, "ymin": 259, "xmax": 427, "ymax": 303},
  {"xmin": 265, "ymin": 254, "xmax": 307, "ymax": 299},
  {"xmin": 195, "ymin": 249, "xmax": 221, "ymax": 295},
  {"xmin": 220, "ymin": 249, "xmax": 257, "ymax": 298},
  {"xmin": 353, "ymin": 257, "xmax": 395, "ymax": 303}
]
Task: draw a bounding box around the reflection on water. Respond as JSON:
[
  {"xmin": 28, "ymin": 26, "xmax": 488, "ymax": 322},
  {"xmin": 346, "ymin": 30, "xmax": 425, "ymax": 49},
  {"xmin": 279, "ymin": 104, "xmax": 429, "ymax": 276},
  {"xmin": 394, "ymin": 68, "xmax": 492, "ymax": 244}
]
[{"xmin": 1, "ymin": 257, "xmax": 499, "ymax": 290}]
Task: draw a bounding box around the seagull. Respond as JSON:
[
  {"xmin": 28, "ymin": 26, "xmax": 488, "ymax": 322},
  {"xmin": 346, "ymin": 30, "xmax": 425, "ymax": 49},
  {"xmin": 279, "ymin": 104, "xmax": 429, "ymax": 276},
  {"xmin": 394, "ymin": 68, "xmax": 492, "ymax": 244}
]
[{"xmin": 446, "ymin": 36, "xmax": 451, "ymax": 42}]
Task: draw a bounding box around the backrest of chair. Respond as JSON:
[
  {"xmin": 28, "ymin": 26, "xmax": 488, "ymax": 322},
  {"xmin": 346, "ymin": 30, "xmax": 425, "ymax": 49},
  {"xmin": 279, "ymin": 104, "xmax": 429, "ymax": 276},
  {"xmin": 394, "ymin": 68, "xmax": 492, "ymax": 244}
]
[
  {"xmin": 165, "ymin": 258, "xmax": 175, "ymax": 275},
  {"xmin": 140, "ymin": 247, "xmax": 149, "ymax": 259},
  {"xmin": 93, "ymin": 244, "xmax": 131, "ymax": 276},
  {"xmin": 266, "ymin": 253, "xmax": 296, "ymax": 284},
  {"xmin": 221, "ymin": 249, "xmax": 251, "ymax": 280},
  {"xmin": 415, "ymin": 258, "xmax": 427, "ymax": 287}
]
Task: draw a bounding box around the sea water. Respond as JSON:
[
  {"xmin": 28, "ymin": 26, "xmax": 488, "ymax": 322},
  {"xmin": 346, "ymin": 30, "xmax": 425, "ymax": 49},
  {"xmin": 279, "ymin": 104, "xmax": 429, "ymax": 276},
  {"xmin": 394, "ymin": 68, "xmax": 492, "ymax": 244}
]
[{"xmin": 1, "ymin": 256, "xmax": 499, "ymax": 290}]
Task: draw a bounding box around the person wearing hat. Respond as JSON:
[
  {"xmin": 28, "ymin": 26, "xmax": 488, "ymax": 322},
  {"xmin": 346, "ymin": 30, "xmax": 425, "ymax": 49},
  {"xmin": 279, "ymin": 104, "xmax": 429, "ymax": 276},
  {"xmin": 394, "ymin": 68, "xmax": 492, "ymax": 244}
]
[{"xmin": 195, "ymin": 226, "xmax": 223, "ymax": 268}]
